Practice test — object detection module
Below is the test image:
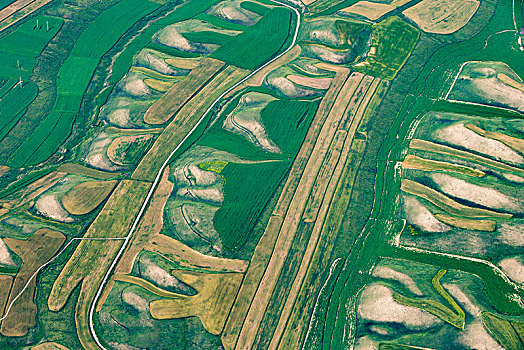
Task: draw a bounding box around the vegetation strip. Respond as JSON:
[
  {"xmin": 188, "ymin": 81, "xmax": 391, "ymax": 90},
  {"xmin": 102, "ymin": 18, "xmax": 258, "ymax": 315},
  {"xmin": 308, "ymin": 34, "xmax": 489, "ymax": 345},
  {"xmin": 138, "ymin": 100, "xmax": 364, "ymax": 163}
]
[
  {"xmin": 401, "ymin": 179, "xmax": 512, "ymax": 218},
  {"xmin": 482, "ymin": 311, "xmax": 524, "ymax": 349},
  {"xmin": 221, "ymin": 66, "xmax": 351, "ymax": 350},
  {"xmin": 146, "ymin": 234, "xmax": 248, "ymax": 273},
  {"xmin": 281, "ymin": 81, "xmax": 388, "ymax": 349},
  {"xmin": 402, "ymin": 154, "xmax": 485, "ymax": 177},
  {"xmin": 410, "ymin": 138, "xmax": 524, "ymax": 176},
  {"xmin": 143, "ymin": 58, "xmax": 225, "ymax": 125},
  {"xmin": 268, "ymin": 77, "xmax": 384, "ymax": 350},
  {"xmin": 234, "ymin": 72, "xmax": 367, "ymax": 350}
]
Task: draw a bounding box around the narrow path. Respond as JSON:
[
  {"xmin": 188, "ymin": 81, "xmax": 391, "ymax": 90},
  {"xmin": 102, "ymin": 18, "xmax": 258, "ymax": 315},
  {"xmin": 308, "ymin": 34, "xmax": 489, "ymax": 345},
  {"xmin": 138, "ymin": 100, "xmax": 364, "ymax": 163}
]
[{"xmin": 88, "ymin": 2, "xmax": 302, "ymax": 349}]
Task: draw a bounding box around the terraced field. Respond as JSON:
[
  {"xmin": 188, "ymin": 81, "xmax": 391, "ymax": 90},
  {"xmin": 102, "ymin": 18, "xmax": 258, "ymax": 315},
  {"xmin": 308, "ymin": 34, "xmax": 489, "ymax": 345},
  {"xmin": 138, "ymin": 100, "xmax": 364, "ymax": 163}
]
[{"xmin": 0, "ymin": 0, "xmax": 522, "ymax": 349}]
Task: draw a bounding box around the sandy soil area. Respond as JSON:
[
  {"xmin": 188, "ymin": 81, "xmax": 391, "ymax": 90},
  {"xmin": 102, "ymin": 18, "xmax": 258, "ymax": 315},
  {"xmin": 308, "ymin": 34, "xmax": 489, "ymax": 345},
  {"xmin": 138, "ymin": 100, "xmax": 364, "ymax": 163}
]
[{"xmin": 403, "ymin": 196, "xmax": 450, "ymax": 232}]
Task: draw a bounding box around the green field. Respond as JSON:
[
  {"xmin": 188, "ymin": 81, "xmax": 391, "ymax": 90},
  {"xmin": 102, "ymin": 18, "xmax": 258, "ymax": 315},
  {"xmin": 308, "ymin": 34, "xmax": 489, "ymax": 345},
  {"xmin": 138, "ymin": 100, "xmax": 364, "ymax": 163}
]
[
  {"xmin": 305, "ymin": 1, "xmax": 524, "ymax": 349},
  {"xmin": 214, "ymin": 161, "xmax": 290, "ymax": 250},
  {"xmin": 0, "ymin": 16, "xmax": 63, "ymax": 146},
  {"xmin": 205, "ymin": 93, "xmax": 319, "ymax": 251},
  {"xmin": 353, "ymin": 16, "xmax": 419, "ymax": 80},
  {"xmin": 7, "ymin": 0, "xmax": 161, "ymax": 167}
]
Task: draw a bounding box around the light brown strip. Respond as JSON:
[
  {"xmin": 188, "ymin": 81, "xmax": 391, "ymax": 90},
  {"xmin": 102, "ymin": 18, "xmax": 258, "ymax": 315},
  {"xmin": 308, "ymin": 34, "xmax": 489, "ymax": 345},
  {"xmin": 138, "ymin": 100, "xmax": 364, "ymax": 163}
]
[
  {"xmin": 221, "ymin": 67, "xmax": 351, "ymax": 350},
  {"xmin": 234, "ymin": 73, "xmax": 365, "ymax": 350}
]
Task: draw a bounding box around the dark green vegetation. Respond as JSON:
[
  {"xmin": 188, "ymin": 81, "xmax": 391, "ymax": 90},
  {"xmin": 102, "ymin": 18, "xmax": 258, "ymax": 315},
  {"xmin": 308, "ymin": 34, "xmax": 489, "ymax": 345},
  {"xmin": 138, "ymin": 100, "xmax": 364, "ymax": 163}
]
[
  {"xmin": 354, "ymin": 16, "xmax": 419, "ymax": 80},
  {"xmin": 0, "ymin": 16, "xmax": 62, "ymax": 144},
  {"xmin": 298, "ymin": 1, "xmax": 524, "ymax": 349},
  {"xmin": 208, "ymin": 95, "xmax": 319, "ymax": 251},
  {"xmin": 8, "ymin": 0, "xmax": 161, "ymax": 167},
  {"xmin": 482, "ymin": 311, "xmax": 524, "ymax": 349},
  {"xmin": 214, "ymin": 161, "xmax": 289, "ymax": 250},
  {"xmin": 392, "ymin": 269, "xmax": 465, "ymax": 329},
  {"xmin": 179, "ymin": 4, "xmax": 292, "ymax": 70}
]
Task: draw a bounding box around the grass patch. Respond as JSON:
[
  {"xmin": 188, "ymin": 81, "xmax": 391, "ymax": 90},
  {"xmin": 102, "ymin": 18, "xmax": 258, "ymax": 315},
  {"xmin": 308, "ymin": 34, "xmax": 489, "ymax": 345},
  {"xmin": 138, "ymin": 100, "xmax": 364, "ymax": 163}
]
[
  {"xmin": 8, "ymin": 0, "xmax": 161, "ymax": 167},
  {"xmin": 209, "ymin": 6, "xmax": 292, "ymax": 70},
  {"xmin": 482, "ymin": 311, "xmax": 524, "ymax": 349},
  {"xmin": 393, "ymin": 269, "xmax": 465, "ymax": 329},
  {"xmin": 262, "ymin": 99, "xmax": 319, "ymax": 155},
  {"xmin": 353, "ymin": 16, "xmax": 419, "ymax": 80},
  {"xmin": 214, "ymin": 160, "xmax": 289, "ymax": 250},
  {"xmin": 402, "ymin": 154, "xmax": 485, "ymax": 177},
  {"xmin": 199, "ymin": 160, "xmax": 228, "ymax": 173}
]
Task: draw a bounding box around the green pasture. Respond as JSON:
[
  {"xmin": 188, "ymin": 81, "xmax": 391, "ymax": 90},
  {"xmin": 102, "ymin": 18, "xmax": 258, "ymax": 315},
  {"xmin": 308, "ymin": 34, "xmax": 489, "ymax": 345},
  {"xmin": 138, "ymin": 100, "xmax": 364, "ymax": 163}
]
[
  {"xmin": 0, "ymin": 16, "xmax": 62, "ymax": 152},
  {"xmin": 198, "ymin": 89, "xmax": 318, "ymax": 251},
  {"xmin": 7, "ymin": 0, "xmax": 161, "ymax": 167},
  {"xmin": 209, "ymin": 7, "xmax": 292, "ymax": 70},
  {"xmin": 262, "ymin": 99, "xmax": 318, "ymax": 154},
  {"xmin": 308, "ymin": 1, "xmax": 524, "ymax": 349},
  {"xmin": 354, "ymin": 16, "xmax": 419, "ymax": 80},
  {"xmin": 179, "ymin": 4, "xmax": 292, "ymax": 70},
  {"xmin": 214, "ymin": 160, "xmax": 290, "ymax": 250}
]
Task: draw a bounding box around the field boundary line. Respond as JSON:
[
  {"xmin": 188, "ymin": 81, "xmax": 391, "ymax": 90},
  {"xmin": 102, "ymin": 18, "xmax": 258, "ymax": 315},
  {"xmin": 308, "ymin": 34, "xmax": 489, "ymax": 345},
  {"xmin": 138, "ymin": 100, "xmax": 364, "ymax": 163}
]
[
  {"xmin": 267, "ymin": 78, "xmax": 382, "ymax": 350},
  {"xmin": 88, "ymin": 1, "xmax": 301, "ymax": 349},
  {"xmin": 220, "ymin": 67, "xmax": 351, "ymax": 350},
  {"xmin": 398, "ymin": 245, "xmax": 524, "ymax": 303}
]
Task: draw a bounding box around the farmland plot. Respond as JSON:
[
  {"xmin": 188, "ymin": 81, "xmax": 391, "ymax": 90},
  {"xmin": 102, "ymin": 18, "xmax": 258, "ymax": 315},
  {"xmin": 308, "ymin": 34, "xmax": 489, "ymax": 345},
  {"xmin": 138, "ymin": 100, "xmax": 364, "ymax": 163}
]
[{"xmin": 1, "ymin": 0, "xmax": 522, "ymax": 349}]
